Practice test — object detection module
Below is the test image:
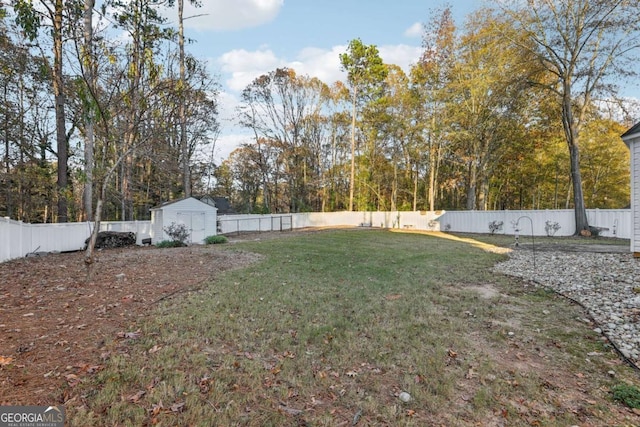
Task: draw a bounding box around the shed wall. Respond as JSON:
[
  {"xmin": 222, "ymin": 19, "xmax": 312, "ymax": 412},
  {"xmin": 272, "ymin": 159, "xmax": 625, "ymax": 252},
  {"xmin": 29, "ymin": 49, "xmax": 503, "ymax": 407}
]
[{"xmin": 150, "ymin": 198, "xmax": 217, "ymax": 244}]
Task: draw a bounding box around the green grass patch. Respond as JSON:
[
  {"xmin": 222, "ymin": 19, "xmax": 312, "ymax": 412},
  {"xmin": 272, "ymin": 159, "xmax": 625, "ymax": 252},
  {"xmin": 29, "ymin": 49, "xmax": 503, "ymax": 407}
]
[
  {"xmin": 69, "ymin": 229, "xmax": 640, "ymax": 426},
  {"xmin": 204, "ymin": 235, "xmax": 228, "ymax": 245},
  {"xmin": 612, "ymin": 383, "xmax": 640, "ymax": 409},
  {"xmin": 155, "ymin": 240, "xmax": 186, "ymax": 248}
]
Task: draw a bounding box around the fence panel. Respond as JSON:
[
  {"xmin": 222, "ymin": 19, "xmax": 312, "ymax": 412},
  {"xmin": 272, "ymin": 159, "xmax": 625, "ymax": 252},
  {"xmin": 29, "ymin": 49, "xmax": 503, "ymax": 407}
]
[
  {"xmin": 101, "ymin": 221, "xmax": 152, "ymax": 245},
  {"xmin": 217, "ymin": 215, "xmax": 293, "ymax": 234},
  {"xmin": 28, "ymin": 222, "xmax": 90, "ymax": 254},
  {"xmin": 1, "ymin": 218, "xmax": 24, "ymax": 262},
  {"xmin": 439, "ymin": 209, "xmax": 631, "ymax": 238},
  {"xmin": 586, "ymin": 209, "xmax": 630, "ymax": 238},
  {"xmin": 1, "ymin": 210, "xmax": 632, "ymax": 264},
  {"xmin": 291, "ymin": 211, "xmax": 444, "ymax": 229},
  {"xmin": 0, "ymin": 220, "xmax": 154, "ymax": 263}
]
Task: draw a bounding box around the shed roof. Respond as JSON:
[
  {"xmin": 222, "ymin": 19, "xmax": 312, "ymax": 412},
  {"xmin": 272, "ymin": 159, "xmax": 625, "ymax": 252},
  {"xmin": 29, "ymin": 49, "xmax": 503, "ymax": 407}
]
[{"xmin": 149, "ymin": 197, "xmax": 216, "ymax": 211}]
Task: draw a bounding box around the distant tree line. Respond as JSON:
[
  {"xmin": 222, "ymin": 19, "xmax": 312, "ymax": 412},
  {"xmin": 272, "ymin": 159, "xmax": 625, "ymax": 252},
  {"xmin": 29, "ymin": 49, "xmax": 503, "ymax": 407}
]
[
  {"xmin": 216, "ymin": 2, "xmax": 638, "ymax": 236},
  {"xmin": 1, "ymin": 0, "xmax": 219, "ymax": 223},
  {"xmin": 1, "ymin": 1, "xmax": 638, "ymax": 235}
]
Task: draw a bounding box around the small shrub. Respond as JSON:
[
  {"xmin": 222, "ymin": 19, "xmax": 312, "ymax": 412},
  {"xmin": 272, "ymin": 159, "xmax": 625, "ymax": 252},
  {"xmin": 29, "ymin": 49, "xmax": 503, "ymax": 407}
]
[
  {"xmin": 155, "ymin": 240, "xmax": 186, "ymax": 248},
  {"xmin": 612, "ymin": 383, "xmax": 640, "ymax": 409},
  {"xmin": 544, "ymin": 220, "xmax": 561, "ymax": 237},
  {"xmin": 164, "ymin": 222, "xmax": 190, "ymax": 245},
  {"xmin": 488, "ymin": 220, "xmax": 503, "ymax": 234},
  {"xmin": 204, "ymin": 235, "xmax": 228, "ymax": 245}
]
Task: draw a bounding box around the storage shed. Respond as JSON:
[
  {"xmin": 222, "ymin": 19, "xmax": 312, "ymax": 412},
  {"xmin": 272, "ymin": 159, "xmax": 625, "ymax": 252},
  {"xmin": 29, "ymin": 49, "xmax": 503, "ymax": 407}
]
[
  {"xmin": 622, "ymin": 122, "xmax": 640, "ymax": 256},
  {"xmin": 150, "ymin": 197, "xmax": 217, "ymax": 244}
]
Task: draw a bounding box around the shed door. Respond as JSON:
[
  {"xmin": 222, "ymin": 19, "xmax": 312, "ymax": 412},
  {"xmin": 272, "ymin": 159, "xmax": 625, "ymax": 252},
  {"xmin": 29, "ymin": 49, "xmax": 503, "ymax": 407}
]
[{"xmin": 177, "ymin": 211, "xmax": 206, "ymax": 243}]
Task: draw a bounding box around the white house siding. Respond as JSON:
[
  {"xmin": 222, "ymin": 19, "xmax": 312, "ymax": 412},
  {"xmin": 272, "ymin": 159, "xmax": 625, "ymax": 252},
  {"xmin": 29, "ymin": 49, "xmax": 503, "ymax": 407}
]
[{"xmin": 622, "ymin": 125, "xmax": 640, "ymax": 255}]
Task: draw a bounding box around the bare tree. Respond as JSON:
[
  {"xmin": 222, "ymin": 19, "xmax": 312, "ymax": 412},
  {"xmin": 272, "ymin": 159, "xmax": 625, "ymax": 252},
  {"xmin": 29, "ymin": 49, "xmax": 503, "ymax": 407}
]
[
  {"xmin": 13, "ymin": 0, "xmax": 70, "ymax": 221},
  {"xmin": 82, "ymin": 0, "xmax": 96, "ymax": 220}
]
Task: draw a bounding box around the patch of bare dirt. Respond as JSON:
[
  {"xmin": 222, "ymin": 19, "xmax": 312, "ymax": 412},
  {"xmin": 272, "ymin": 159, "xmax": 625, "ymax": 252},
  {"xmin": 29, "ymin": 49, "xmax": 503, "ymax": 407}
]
[{"xmin": 0, "ymin": 244, "xmax": 261, "ymax": 406}]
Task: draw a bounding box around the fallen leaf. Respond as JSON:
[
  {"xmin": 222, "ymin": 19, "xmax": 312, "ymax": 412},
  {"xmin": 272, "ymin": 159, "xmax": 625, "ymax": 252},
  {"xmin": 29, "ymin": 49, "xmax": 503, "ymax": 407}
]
[
  {"xmin": 170, "ymin": 401, "xmax": 185, "ymax": 413},
  {"xmin": 78, "ymin": 364, "xmax": 102, "ymax": 374},
  {"xmin": 278, "ymin": 403, "xmax": 303, "ymax": 416},
  {"xmin": 465, "ymin": 368, "xmax": 476, "ymax": 380},
  {"xmin": 148, "ymin": 345, "xmax": 162, "ymax": 354},
  {"xmin": 406, "ymin": 409, "xmax": 416, "ymax": 417},
  {"xmin": 353, "ymin": 408, "xmax": 363, "ymax": 424},
  {"xmin": 150, "ymin": 401, "xmax": 164, "ymax": 416},
  {"xmin": 198, "ymin": 376, "xmax": 211, "ymax": 393},
  {"xmin": 346, "ymin": 371, "xmax": 358, "ymax": 377},
  {"xmin": 117, "ymin": 329, "xmax": 142, "ymax": 339},
  {"xmin": 146, "ymin": 377, "xmax": 160, "ymax": 391},
  {"xmin": 448, "ymin": 349, "xmax": 458, "ymax": 359},
  {"xmin": 65, "ymin": 374, "xmax": 80, "ymax": 387},
  {"xmin": 0, "ymin": 356, "xmax": 14, "ymax": 366},
  {"xmin": 126, "ymin": 390, "xmax": 146, "ymax": 403}
]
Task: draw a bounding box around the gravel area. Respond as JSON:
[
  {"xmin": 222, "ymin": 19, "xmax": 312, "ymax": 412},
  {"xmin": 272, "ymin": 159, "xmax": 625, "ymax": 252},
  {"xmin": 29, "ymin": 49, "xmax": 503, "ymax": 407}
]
[{"xmin": 494, "ymin": 248, "xmax": 640, "ymax": 365}]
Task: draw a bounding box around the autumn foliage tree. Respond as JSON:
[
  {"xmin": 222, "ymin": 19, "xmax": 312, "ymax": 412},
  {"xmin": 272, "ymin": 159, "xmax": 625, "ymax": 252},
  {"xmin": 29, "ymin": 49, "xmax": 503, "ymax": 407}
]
[{"xmin": 499, "ymin": 0, "xmax": 640, "ymax": 234}]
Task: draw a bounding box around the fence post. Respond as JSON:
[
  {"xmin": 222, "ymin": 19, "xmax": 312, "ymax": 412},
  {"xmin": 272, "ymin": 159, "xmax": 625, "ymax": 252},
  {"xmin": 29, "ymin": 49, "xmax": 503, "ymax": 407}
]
[{"xmin": 18, "ymin": 220, "xmax": 24, "ymax": 258}]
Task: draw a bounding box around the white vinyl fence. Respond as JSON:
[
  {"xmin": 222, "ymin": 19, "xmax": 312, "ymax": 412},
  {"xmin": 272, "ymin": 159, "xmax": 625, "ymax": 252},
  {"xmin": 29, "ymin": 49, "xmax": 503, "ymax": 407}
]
[
  {"xmin": 0, "ymin": 218, "xmax": 152, "ymax": 263},
  {"xmin": 1, "ymin": 209, "xmax": 632, "ymax": 263},
  {"xmin": 217, "ymin": 211, "xmax": 443, "ymax": 234},
  {"xmin": 439, "ymin": 209, "xmax": 631, "ymax": 238}
]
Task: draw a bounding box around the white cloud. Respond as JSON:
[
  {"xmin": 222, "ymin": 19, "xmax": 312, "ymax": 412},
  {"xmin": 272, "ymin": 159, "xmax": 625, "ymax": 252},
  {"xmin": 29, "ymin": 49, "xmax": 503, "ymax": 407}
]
[
  {"xmin": 164, "ymin": 0, "xmax": 283, "ymax": 31},
  {"xmin": 216, "ymin": 43, "xmax": 423, "ymax": 95},
  {"xmin": 404, "ymin": 22, "xmax": 423, "ymax": 38},
  {"xmin": 214, "ymin": 133, "xmax": 253, "ymax": 163},
  {"xmin": 378, "ymin": 44, "xmax": 423, "ymax": 71},
  {"xmin": 216, "ymin": 91, "xmax": 242, "ymax": 124},
  {"xmin": 218, "ymin": 48, "xmax": 284, "ymax": 91},
  {"xmin": 288, "ymin": 46, "xmax": 347, "ymax": 85}
]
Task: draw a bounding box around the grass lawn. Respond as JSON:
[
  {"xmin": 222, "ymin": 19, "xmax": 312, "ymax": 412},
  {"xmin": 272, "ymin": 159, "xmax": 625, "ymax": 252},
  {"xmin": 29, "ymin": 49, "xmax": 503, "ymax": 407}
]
[{"xmin": 68, "ymin": 229, "xmax": 640, "ymax": 426}]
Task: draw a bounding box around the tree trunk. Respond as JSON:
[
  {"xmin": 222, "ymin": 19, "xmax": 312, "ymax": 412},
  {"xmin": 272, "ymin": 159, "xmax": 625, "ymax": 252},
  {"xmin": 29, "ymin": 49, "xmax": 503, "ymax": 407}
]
[
  {"xmin": 84, "ymin": 196, "xmax": 102, "ymax": 281},
  {"xmin": 348, "ymin": 88, "xmax": 357, "ymax": 211},
  {"xmin": 413, "ymin": 164, "xmax": 418, "ymax": 211},
  {"xmin": 53, "ymin": 0, "xmax": 68, "ymax": 222},
  {"xmin": 466, "ymin": 160, "xmax": 477, "ymax": 210},
  {"xmin": 82, "ymin": 0, "xmax": 95, "ymax": 221},
  {"xmin": 178, "ymin": 0, "xmax": 190, "ymax": 197},
  {"xmin": 569, "ymin": 141, "xmax": 589, "ymax": 233},
  {"xmin": 562, "ymin": 86, "xmax": 589, "ymax": 234},
  {"xmin": 428, "ymin": 140, "xmax": 437, "ymax": 211}
]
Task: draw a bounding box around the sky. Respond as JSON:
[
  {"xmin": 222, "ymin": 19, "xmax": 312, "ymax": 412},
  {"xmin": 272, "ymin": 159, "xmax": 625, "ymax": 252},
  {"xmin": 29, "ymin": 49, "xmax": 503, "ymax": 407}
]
[{"xmin": 160, "ymin": 0, "xmax": 485, "ymax": 163}]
